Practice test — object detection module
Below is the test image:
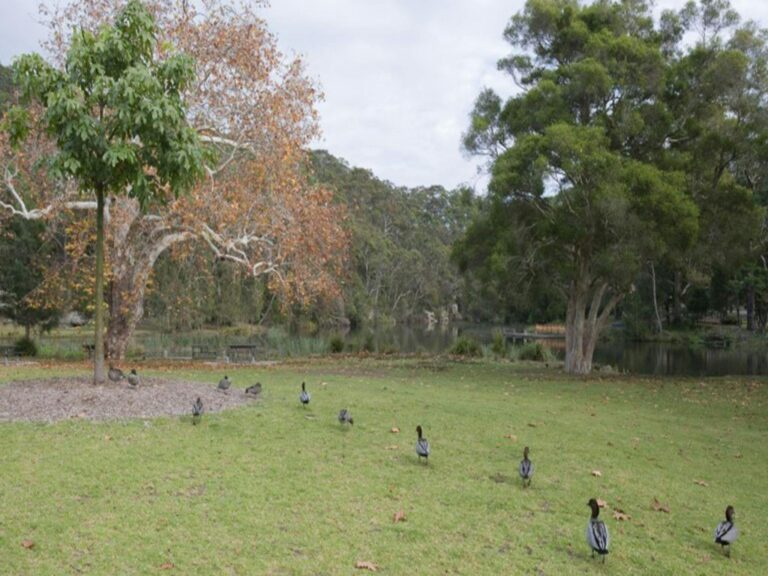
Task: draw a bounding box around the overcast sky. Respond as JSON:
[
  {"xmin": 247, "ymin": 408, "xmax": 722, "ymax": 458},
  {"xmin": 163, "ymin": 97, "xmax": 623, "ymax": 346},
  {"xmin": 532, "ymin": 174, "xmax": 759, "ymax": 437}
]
[{"xmin": 2, "ymin": 0, "xmax": 768, "ymax": 191}]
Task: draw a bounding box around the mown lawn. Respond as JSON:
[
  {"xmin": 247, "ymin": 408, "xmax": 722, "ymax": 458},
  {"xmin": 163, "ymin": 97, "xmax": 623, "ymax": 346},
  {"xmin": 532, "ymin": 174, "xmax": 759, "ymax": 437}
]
[{"xmin": 1, "ymin": 358, "xmax": 766, "ymax": 575}]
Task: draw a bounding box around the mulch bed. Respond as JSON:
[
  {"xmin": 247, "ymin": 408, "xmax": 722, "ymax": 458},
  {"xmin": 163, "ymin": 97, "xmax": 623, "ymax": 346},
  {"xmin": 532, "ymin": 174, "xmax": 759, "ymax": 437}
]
[{"xmin": 0, "ymin": 376, "xmax": 258, "ymax": 423}]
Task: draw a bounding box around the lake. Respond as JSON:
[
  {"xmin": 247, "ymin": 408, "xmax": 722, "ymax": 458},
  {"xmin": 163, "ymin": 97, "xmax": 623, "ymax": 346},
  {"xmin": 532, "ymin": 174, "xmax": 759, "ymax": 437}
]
[{"xmin": 4, "ymin": 323, "xmax": 768, "ymax": 377}]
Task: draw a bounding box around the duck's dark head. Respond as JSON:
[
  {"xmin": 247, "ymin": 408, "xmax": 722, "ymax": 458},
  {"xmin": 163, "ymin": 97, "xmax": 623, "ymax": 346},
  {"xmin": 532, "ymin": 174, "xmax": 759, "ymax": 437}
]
[
  {"xmin": 588, "ymin": 498, "xmax": 600, "ymax": 518},
  {"xmin": 302, "ymin": 381, "xmax": 306, "ymax": 391},
  {"xmin": 523, "ymin": 446, "xmax": 530, "ymax": 459},
  {"xmin": 416, "ymin": 425, "xmax": 423, "ymax": 439},
  {"xmin": 725, "ymin": 505, "xmax": 735, "ymax": 522},
  {"xmin": 130, "ymin": 369, "xmax": 137, "ymax": 375}
]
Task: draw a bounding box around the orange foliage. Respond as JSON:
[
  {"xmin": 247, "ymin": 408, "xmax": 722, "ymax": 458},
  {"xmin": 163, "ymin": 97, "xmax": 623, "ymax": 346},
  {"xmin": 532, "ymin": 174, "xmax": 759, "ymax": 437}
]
[{"xmin": 2, "ymin": 0, "xmax": 348, "ymax": 328}]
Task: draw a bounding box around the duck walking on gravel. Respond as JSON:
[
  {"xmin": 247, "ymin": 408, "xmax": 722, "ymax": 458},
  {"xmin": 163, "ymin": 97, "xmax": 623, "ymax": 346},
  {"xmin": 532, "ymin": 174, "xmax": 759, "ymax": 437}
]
[
  {"xmin": 586, "ymin": 498, "xmax": 610, "ymax": 561},
  {"xmin": 108, "ymin": 365, "xmax": 125, "ymax": 382},
  {"xmin": 338, "ymin": 408, "xmax": 353, "ymax": 426},
  {"xmin": 127, "ymin": 369, "xmax": 140, "ymax": 388},
  {"xmin": 415, "ymin": 425, "xmax": 430, "ymax": 463},
  {"xmin": 245, "ymin": 382, "xmax": 262, "ymax": 396},
  {"xmin": 218, "ymin": 375, "xmax": 231, "ymax": 392},
  {"xmin": 192, "ymin": 397, "xmax": 204, "ymax": 425},
  {"xmin": 519, "ymin": 446, "xmax": 534, "ymax": 487},
  {"xmin": 714, "ymin": 505, "xmax": 739, "ymax": 557},
  {"xmin": 300, "ymin": 381, "xmax": 310, "ymax": 406}
]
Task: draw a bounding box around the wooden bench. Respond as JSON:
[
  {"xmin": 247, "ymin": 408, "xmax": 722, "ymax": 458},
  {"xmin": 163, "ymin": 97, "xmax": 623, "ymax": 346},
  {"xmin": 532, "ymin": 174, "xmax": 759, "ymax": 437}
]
[{"xmin": 227, "ymin": 344, "xmax": 259, "ymax": 362}]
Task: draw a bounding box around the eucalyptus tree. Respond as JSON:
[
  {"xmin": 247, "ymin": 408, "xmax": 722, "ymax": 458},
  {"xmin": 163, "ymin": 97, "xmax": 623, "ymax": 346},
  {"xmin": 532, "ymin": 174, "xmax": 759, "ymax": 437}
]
[
  {"xmin": 6, "ymin": 0, "xmax": 204, "ymax": 382},
  {"xmin": 459, "ymin": 0, "xmax": 700, "ymax": 373}
]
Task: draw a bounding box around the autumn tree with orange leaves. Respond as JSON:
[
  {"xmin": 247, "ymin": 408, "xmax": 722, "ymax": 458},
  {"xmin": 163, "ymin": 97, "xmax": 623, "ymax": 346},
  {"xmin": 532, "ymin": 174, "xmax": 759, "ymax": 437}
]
[{"xmin": 1, "ymin": 0, "xmax": 347, "ymax": 363}]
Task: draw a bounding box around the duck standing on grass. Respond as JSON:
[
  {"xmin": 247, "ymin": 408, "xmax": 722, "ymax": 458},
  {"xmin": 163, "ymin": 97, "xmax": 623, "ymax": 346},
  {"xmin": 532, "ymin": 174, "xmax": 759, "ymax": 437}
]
[
  {"xmin": 245, "ymin": 382, "xmax": 262, "ymax": 396},
  {"xmin": 714, "ymin": 505, "xmax": 739, "ymax": 556},
  {"xmin": 127, "ymin": 369, "xmax": 140, "ymax": 387},
  {"xmin": 338, "ymin": 409, "xmax": 353, "ymax": 426},
  {"xmin": 519, "ymin": 446, "xmax": 534, "ymax": 487},
  {"xmin": 108, "ymin": 365, "xmax": 124, "ymax": 382},
  {"xmin": 192, "ymin": 397, "xmax": 204, "ymax": 425},
  {"xmin": 300, "ymin": 381, "xmax": 310, "ymax": 406},
  {"xmin": 586, "ymin": 498, "xmax": 610, "ymax": 561},
  {"xmin": 415, "ymin": 425, "xmax": 430, "ymax": 463},
  {"xmin": 218, "ymin": 375, "xmax": 231, "ymax": 392}
]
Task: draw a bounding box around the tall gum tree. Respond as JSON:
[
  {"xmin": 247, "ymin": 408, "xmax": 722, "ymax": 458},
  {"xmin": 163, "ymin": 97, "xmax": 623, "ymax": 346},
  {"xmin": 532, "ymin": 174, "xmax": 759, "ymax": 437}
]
[
  {"xmin": 6, "ymin": 0, "xmax": 204, "ymax": 382},
  {"xmin": 1, "ymin": 0, "xmax": 348, "ymax": 360},
  {"xmin": 458, "ymin": 0, "xmax": 701, "ymax": 374}
]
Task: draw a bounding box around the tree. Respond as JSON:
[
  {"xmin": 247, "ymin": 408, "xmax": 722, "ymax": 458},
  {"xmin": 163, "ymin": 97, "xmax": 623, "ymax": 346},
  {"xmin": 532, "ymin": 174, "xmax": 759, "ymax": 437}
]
[
  {"xmin": 1, "ymin": 0, "xmax": 348, "ymax": 361},
  {"xmin": 7, "ymin": 0, "xmax": 205, "ymax": 382},
  {"xmin": 0, "ymin": 218, "xmax": 60, "ymax": 335},
  {"xmin": 459, "ymin": 0, "xmax": 700, "ymax": 373}
]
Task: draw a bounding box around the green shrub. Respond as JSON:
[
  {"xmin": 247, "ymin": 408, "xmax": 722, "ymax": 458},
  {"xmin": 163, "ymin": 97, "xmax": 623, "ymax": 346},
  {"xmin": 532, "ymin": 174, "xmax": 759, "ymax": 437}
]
[
  {"xmin": 362, "ymin": 333, "xmax": 375, "ymax": 353},
  {"xmin": 491, "ymin": 329, "xmax": 507, "ymax": 357},
  {"xmin": 14, "ymin": 336, "xmax": 38, "ymax": 357},
  {"xmin": 450, "ymin": 336, "xmax": 482, "ymax": 357},
  {"xmin": 518, "ymin": 341, "xmax": 551, "ymax": 362},
  {"xmin": 329, "ymin": 335, "xmax": 344, "ymax": 354}
]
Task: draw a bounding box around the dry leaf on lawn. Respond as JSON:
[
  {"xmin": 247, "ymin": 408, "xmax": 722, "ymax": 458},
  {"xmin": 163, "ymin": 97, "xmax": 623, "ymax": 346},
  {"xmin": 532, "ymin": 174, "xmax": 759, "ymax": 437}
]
[
  {"xmin": 390, "ymin": 427, "xmax": 400, "ymax": 433},
  {"xmin": 355, "ymin": 560, "xmax": 379, "ymax": 571},
  {"xmin": 591, "ymin": 470, "xmax": 602, "ymax": 477},
  {"xmin": 596, "ymin": 498, "xmax": 608, "ymax": 508},
  {"xmin": 503, "ymin": 434, "xmax": 518, "ymax": 441},
  {"xmin": 393, "ymin": 510, "xmax": 406, "ymax": 523},
  {"xmin": 160, "ymin": 562, "xmax": 174, "ymax": 570},
  {"xmin": 694, "ymin": 480, "xmax": 708, "ymax": 487},
  {"xmin": 612, "ymin": 509, "xmax": 631, "ymax": 521},
  {"xmin": 652, "ymin": 498, "xmax": 670, "ymax": 513},
  {"xmin": 21, "ymin": 540, "xmax": 34, "ymax": 549}
]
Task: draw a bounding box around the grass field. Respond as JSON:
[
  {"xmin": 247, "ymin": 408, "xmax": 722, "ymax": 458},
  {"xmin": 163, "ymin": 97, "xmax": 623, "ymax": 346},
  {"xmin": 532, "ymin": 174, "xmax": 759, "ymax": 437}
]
[{"xmin": 1, "ymin": 358, "xmax": 766, "ymax": 575}]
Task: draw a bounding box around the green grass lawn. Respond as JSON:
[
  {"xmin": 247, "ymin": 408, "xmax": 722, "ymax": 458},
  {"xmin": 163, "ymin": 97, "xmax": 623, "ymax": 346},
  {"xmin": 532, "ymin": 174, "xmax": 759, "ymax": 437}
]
[{"xmin": 1, "ymin": 358, "xmax": 766, "ymax": 575}]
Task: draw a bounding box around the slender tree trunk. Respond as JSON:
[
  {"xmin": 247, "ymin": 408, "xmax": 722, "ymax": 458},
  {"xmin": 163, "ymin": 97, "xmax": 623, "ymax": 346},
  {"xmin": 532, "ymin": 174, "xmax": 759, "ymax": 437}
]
[
  {"xmin": 746, "ymin": 284, "xmax": 755, "ymax": 332},
  {"xmin": 93, "ymin": 186, "xmax": 106, "ymax": 383},
  {"xmin": 672, "ymin": 270, "xmax": 682, "ymax": 325},
  {"xmin": 650, "ymin": 262, "xmax": 663, "ymax": 334}
]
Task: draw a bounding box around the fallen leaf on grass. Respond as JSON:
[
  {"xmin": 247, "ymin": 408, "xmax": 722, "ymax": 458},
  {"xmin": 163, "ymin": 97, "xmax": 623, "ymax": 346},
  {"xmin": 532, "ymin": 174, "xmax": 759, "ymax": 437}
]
[
  {"xmin": 390, "ymin": 427, "xmax": 400, "ymax": 434},
  {"xmin": 612, "ymin": 509, "xmax": 631, "ymax": 521},
  {"xmin": 104, "ymin": 435, "xmax": 112, "ymax": 442},
  {"xmin": 393, "ymin": 510, "xmax": 406, "ymax": 523},
  {"xmin": 384, "ymin": 445, "xmax": 399, "ymax": 450},
  {"xmin": 694, "ymin": 480, "xmax": 708, "ymax": 487},
  {"xmin": 159, "ymin": 562, "xmax": 174, "ymax": 570},
  {"xmin": 503, "ymin": 434, "xmax": 518, "ymax": 441},
  {"xmin": 596, "ymin": 498, "xmax": 607, "ymax": 508},
  {"xmin": 652, "ymin": 498, "xmax": 670, "ymax": 513},
  {"xmin": 355, "ymin": 560, "xmax": 379, "ymax": 571},
  {"xmin": 591, "ymin": 470, "xmax": 602, "ymax": 477},
  {"xmin": 21, "ymin": 540, "xmax": 34, "ymax": 549},
  {"xmin": 527, "ymin": 422, "xmax": 537, "ymax": 428}
]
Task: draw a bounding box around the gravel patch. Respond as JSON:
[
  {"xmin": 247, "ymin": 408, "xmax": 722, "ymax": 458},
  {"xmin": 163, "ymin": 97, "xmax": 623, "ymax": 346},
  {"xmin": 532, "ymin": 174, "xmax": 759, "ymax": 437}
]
[{"xmin": 0, "ymin": 376, "xmax": 259, "ymax": 423}]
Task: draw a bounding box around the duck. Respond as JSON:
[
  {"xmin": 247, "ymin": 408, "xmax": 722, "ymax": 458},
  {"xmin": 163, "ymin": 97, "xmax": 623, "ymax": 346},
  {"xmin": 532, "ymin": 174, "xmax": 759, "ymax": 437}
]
[
  {"xmin": 192, "ymin": 397, "xmax": 204, "ymax": 425},
  {"xmin": 415, "ymin": 425, "xmax": 430, "ymax": 463},
  {"xmin": 127, "ymin": 369, "xmax": 140, "ymax": 387},
  {"xmin": 714, "ymin": 505, "xmax": 738, "ymax": 556},
  {"xmin": 245, "ymin": 382, "xmax": 262, "ymax": 396},
  {"xmin": 300, "ymin": 381, "xmax": 310, "ymax": 406},
  {"xmin": 519, "ymin": 446, "xmax": 534, "ymax": 487},
  {"xmin": 218, "ymin": 375, "xmax": 231, "ymax": 392},
  {"xmin": 338, "ymin": 408, "xmax": 354, "ymax": 426},
  {"xmin": 107, "ymin": 365, "xmax": 125, "ymax": 382},
  {"xmin": 586, "ymin": 498, "xmax": 610, "ymax": 561}
]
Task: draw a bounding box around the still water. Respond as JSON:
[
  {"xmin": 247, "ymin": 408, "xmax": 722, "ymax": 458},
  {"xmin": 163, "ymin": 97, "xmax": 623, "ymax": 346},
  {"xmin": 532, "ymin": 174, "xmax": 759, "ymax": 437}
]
[{"xmin": 6, "ymin": 324, "xmax": 768, "ymax": 377}]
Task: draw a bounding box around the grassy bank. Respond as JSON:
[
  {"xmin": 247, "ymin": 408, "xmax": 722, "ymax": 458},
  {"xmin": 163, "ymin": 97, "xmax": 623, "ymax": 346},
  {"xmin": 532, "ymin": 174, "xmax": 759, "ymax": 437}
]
[{"xmin": 1, "ymin": 358, "xmax": 766, "ymax": 574}]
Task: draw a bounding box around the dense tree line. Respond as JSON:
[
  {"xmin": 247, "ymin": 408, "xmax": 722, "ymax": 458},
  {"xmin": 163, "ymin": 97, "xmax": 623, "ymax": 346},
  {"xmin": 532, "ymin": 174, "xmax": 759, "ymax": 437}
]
[{"xmin": 457, "ymin": 0, "xmax": 768, "ymax": 372}]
